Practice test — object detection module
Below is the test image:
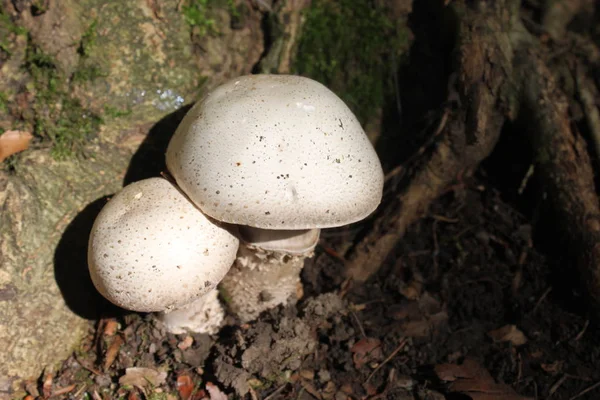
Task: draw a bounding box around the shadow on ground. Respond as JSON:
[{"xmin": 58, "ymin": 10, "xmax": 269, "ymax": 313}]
[
  {"xmin": 53, "ymin": 104, "xmax": 194, "ymax": 319},
  {"xmin": 123, "ymin": 104, "xmax": 192, "ymax": 185},
  {"xmin": 54, "ymin": 196, "xmax": 123, "ymax": 319}
]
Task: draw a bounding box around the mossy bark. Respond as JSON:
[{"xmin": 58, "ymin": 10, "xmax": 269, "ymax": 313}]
[
  {"xmin": 0, "ymin": 0, "xmax": 263, "ymax": 395},
  {"xmin": 0, "ymin": 142, "xmax": 133, "ymax": 387}
]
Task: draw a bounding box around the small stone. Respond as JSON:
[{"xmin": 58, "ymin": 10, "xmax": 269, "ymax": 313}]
[
  {"xmin": 335, "ymin": 392, "xmax": 348, "ymax": 400},
  {"xmin": 318, "ymin": 369, "xmax": 331, "ymax": 383}
]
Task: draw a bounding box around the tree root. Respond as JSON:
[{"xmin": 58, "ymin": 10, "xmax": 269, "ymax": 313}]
[
  {"xmin": 521, "ymin": 53, "xmax": 600, "ymax": 313},
  {"xmin": 345, "ymin": 0, "xmax": 600, "ymax": 316},
  {"xmin": 345, "ymin": 0, "xmax": 514, "ymax": 281}
]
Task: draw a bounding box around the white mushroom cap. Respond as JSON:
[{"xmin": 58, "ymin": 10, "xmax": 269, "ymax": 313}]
[
  {"xmin": 88, "ymin": 177, "xmax": 239, "ymax": 313},
  {"xmin": 166, "ymin": 74, "xmax": 384, "ymax": 230}
]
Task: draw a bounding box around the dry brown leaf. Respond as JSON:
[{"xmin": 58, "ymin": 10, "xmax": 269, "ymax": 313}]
[
  {"xmin": 103, "ymin": 319, "xmax": 119, "ymax": 337},
  {"xmin": 104, "ymin": 335, "xmax": 124, "ymax": 370},
  {"xmin": 299, "ymin": 369, "xmax": 315, "ymax": 380},
  {"xmin": 435, "ymin": 358, "xmax": 532, "ymax": 400},
  {"xmin": 540, "ymin": 360, "xmax": 564, "ymax": 376},
  {"xmin": 52, "ymin": 384, "xmax": 76, "ymax": 396},
  {"xmin": 205, "ymin": 382, "xmax": 227, "ymax": 400},
  {"xmin": 350, "ymin": 337, "xmax": 382, "ymax": 369},
  {"xmin": 177, "ymin": 335, "xmax": 194, "ymax": 350},
  {"xmin": 487, "ymin": 325, "xmax": 528, "ymax": 346},
  {"xmin": 176, "ymin": 374, "xmax": 194, "ymax": 400},
  {"xmin": 400, "ymin": 311, "xmax": 448, "ymax": 338},
  {"xmin": 119, "ymin": 367, "xmax": 167, "ymax": 390},
  {"xmin": 389, "ymin": 293, "xmax": 447, "ymax": 338},
  {"xmin": 0, "ymin": 130, "xmax": 33, "ymax": 162},
  {"xmin": 128, "ymin": 391, "xmax": 141, "ymax": 400},
  {"xmin": 301, "ymin": 381, "xmax": 322, "ymax": 399}
]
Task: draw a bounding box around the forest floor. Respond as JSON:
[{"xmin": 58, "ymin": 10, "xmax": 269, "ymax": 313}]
[
  {"xmin": 4, "ymin": 1, "xmax": 600, "ymax": 399},
  {"xmin": 31, "ymin": 175, "xmax": 600, "ymax": 400}
]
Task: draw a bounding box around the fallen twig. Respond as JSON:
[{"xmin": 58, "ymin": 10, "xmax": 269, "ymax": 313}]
[
  {"xmin": 364, "ymin": 337, "xmax": 408, "ymax": 384},
  {"xmin": 569, "ymin": 380, "xmax": 600, "ymax": 400}
]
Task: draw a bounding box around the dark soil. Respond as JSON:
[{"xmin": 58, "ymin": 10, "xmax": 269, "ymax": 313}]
[{"xmin": 37, "ymin": 176, "xmax": 600, "ymax": 400}]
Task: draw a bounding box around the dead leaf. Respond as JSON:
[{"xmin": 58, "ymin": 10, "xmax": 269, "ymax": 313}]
[
  {"xmin": 540, "ymin": 360, "xmax": 564, "ymax": 376},
  {"xmin": 390, "ymin": 293, "xmax": 448, "ymax": 338},
  {"xmin": 301, "ymin": 381, "xmax": 322, "ymax": 399},
  {"xmin": 103, "ymin": 319, "xmax": 119, "ymax": 337},
  {"xmin": 128, "ymin": 391, "xmax": 141, "ymax": 400},
  {"xmin": 401, "ymin": 311, "xmax": 448, "ymax": 338},
  {"xmin": 435, "ymin": 358, "xmax": 532, "ymax": 400},
  {"xmin": 299, "ymin": 369, "xmax": 315, "ymax": 380},
  {"xmin": 176, "ymin": 374, "xmax": 194, "ymax": 400},
  {"xmin": 119, "ymin": 367, "xmax": 167, "ymax": 390},
  {"xmin": 52, "ymin": 384, "xmax": 76, "ymax": 396},
  {"xmin": 350, "ymin": 337, "xmax": 382, "ymax": 369},
  {"xmin": 177, "ymin": 335, "xmax": 194, "ymax": 350},
  {"xmin": 205, "ymin": 382, "xmax": 227, "ymax": 400},
  {"xmin": 487, "ymin": 325, "xmax": 528, "ymax": 346},
  {"xmin": 0, "ymin": 130, "xmax": 33, "ymax": 162},
  {"xmin": 104, "ymin": 335, "xmax": 124, "ymax": 370}
]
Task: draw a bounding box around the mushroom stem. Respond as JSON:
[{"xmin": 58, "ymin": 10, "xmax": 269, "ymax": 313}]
[
  {"xmin": 157, "ymin": 288, "xmax": 225, "ymax": 334},
  {"xmin": 219, "ymin": 228, "xmax": 320, "ymax": 321}
]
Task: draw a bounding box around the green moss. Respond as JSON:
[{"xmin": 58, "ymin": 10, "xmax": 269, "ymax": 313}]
[
  {"xmin": 72, "ymin": 20, "xmax": 107, "ymax": 83},
  {"xmin": 78, "ymin": 20, "xmax": 98, "ymax": 57},
  {"xmin": 103, "ymin": 105, "xmax": 133, "ymax": 119},
  {"xmin": 294, "ymin": 0, "xmax": 409, "ymax": 123},
  {"xmin": 25, "ymin": 46, "xmax": 102, "ymax": 159},
  {"xmin": 0, "ymin": 91, "xmax": 7, "ymax": 112},
  {"xmin": 0, "ymin": 7, "xmax": 27, "ymax": 36},
  {"xmin": 0, "ymin": 6, "xmax": 27, "ymax": 58},
  {"xmin": 182, "ymin": 0, "xmax": 217, "ymax": 37},
  {"xmin": 218, "ymin": 285, "xmax": 232, "ymax": 305}
]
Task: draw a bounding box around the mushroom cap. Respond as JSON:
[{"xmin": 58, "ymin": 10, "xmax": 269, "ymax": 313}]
[
  {"xmin": 88, "ymin": 177, "xmax": 239, "ymax": 313},
  {"xmin": 166, "ymin": 74, "xmax": 384, "ymax": 230}
]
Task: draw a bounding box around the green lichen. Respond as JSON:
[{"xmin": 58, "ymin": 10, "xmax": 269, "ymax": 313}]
[
  {"xmin": 25, "ymin": 46, "xmax": 102, "ymax": 159},
  {"xmin": 294, "ymin": 0, "xmax": 409, "ymax": 123}
]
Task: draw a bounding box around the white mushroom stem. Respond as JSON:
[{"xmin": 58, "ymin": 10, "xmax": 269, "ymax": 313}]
[
  {"xmin": 158, "ymin": 289, "xmax": 225, "ymax": 335},
  {"xmin": 219, "ymin": 228, "xmax": 319, "ymax": 321}
]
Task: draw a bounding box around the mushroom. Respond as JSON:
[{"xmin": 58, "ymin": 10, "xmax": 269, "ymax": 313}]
[
  {"xmin": 166, "ymin": 74, "xmax": 384, "ymax": 321},
  {"xmin": 88, "ymin": 177, "xmax": 239, "ymax": 334}
]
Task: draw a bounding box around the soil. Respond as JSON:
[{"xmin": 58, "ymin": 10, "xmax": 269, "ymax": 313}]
[{"xmin": 33, "ymin": 177, "xmax": 600, "ymax": 400}]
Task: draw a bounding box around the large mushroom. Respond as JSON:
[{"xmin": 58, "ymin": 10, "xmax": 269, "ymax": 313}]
[
  {"xmin": 88, "ymin": 177, "xmax": 239, "ymax": 333},
  {"xmin": 166, "ymin": 74, "xmax": 384, "ymax": 321}
]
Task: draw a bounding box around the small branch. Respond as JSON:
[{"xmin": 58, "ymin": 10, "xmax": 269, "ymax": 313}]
[
  {"xmin": 569, "ymin": 380, "xmax": 600, "ymax": 400},
  {"xmin": 364, "ymin": 337, "xmax": 408, "ymax": 384}
]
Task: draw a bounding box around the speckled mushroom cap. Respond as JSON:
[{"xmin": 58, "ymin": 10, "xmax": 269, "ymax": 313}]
[
  {"xmin": 88, "ymin": 177, "xmax": 239, "ymax": 312},
  {"xmin": 166, "ymin": 74, "xmax": 384, "ymax": 230}
]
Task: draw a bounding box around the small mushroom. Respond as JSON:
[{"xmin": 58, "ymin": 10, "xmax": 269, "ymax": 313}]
[
  {"xmin": 166, "ymin": 74, "xmax": 383, "ymax": 321},
  {"xmin": 88, "ymin": 177, "xmax": 239, "ymax": 333}
]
